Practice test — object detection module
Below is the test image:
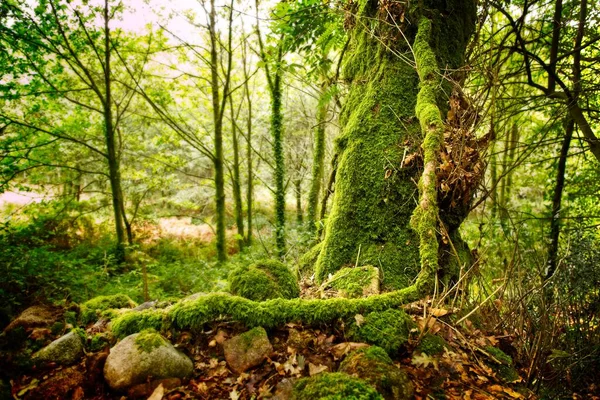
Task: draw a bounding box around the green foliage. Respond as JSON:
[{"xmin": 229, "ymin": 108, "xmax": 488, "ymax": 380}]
[
  {"xmin": 485, "ymin": 346, "xmax": 519, "ymax": 382},
  {"xmin": 229, "ymin": 259, "xmax": 299, "ymax": 301},
  {"xmin": 135, "ymin": 328, "xmax": 167, "ymax": 353},
  {"xmin": 293, "ymin": 372, "xmax": 383, "ymax": 400},
  {"xmin": 80, "ymin": 294, "xmax": 136, "ymax": 325},
  {"xmin": 349, "ymin": 309, "xmax": 414, "ymax": 355}
]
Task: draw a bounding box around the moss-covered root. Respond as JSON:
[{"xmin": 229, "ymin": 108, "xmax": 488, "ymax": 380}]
[
  {"xmin": 110, "ymin": 288, "xmax": 422, "ymax": 338},
  {"xmin": 293, "ymin": 372, "xmax": 383, "ymax": 400},
  {"xmin": 410, "ymin": 17, "xmax": 445, "ymax": 293},
  {"xmin": 80, "ymin": 294, "xmax": 137, "ymax": 325}
]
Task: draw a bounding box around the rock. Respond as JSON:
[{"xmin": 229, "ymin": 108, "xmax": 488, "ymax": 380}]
[
  {"xmin": 272, "ymin": 378, "xmax": 296, "ymax": 400},
  {"xmin": 33, "ymin": 330, "xmax": 84, "ymax": 366},
  {"xmin": 321, "ymin": 266, "xmax": 380, "ymax": 298},
  {"xmin": 4, "ymin": 305, "xmax": 61, "ymax": 333},
  {"xmin": 103, "ymin": 329, "xmax": 193, "ymax": 391},
  {"xmin": 349, "ymin": 309, "xmax": 414, "ymax": 355},
  {"xmin": 287, "ymin": 329, "xmax": 313, "ymax": 350},
  {"xmin": 80, "ymin": 294, "xmax": 137, "ymax": 325},
  {"xmin": 293, "ymin": 372, "xmax": 383, "ymax": 400},
  {"xmin": 24, "ymin": 366, "xmax": 84, "ymax": 400},
  {"xmin": 228, "ymin": 259, "xmax": 299, "ymax": 301},
  {"xmin": 223, "ymin": 327, "xmax": 273, "ymax": 374},
  {"xmin": 132, "ymin": 300, "xmax": 158, "ymax": 312},
  {"xmin": 339, "ymin": 346, "xmax": 413, "ymax": 400}
]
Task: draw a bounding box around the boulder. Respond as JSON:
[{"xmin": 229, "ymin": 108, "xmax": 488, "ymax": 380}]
[
  {"xmin": 321, "ymin": 266, "xmax": 380, "ymax": 298},
  {"xmin": 228, "ymin": 259, "xmax": 299, "ymax": 301},
  {"xmin": 33, "ymin": 330, "xmax": 84, "ymax": 366},
  {"xmin": 349, "ymin": 309, "xmax": 414, "ymax": 355},
  {"xmin": 339, "ymin": 346, "xmax": 413, "ymax": 400},
  {"xmin": 4, "ymin": 305, "xmax": 61, "ymax": 333},
  {"xmin": 103, "ymin": 329, "xmax": 193, "ymax": 391},
  {"xmin": 223, "ymin": 327, "xmax": 273, "ymax": 374}
]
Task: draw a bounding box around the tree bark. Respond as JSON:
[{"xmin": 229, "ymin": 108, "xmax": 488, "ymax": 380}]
[
  {"xmin": 307, "ymin": 93, "xmax": 327, "ymax": 236},
  {"xmin": 314, "ymin": 0, "xmax": 477, "ymax": 289},
  {"xmin": 230, "ymin": 96, "xmax": 245, "ymax": 252}
]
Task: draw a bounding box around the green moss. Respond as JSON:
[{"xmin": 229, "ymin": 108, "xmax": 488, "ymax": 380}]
[
  {"xmin": 293, "ymin": 372, "xmax": 383, "ymax": 400},
  {"xmin": 89, "ymin": 333, "xmax": 110, "ymax": 352},
  {"xmin": 485, "ymin": 346, "xmax": 520, "ymax": 382},
  {"xmin": 229, "ymin": 259, "xmax": 299, "ymax": 301},
  {"xmin": 50, "ymin": 321, "xmax": 65, "ymax": 336},
  {"xmin": 135, "ymin": 328, "xmax": 168, "ymax": 353},
  {"xmin": 110, "ymin": 287, "xmax": 422, "ymax": 338},
  {"xmin": 80, "ymin": 294, "xmax": 137, "ymax": 325},
  {"xmin": 324, "ymin": 266, "xmax": 379, "ymax": 298},
  {"xmin": 485, "ymin": 346, "xmax": 512, "ymax": 365},
  {"xmin": 349, "ymin": 309, "xmax": 414, "ymax": 355},
  {"xmin": 298, "ymin": 242, "xmax": 323, "ymax": 277},
  {"xmin": 417, "ymin": 334, "xmax": 447, "ymax": 355},
  {"xmin": 340, "ymin": 346, "xmax": 413, "ymax": 400}
]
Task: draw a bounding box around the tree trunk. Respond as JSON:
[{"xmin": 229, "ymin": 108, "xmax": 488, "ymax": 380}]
[
  {"xmin": 314, "ymin": 1, "xmax": 477, "ymax": 289},
  {"xmin": 230, "ymin": 97, "xmax": 245, "ymax": 252},
  {"xmin": 295, "ymin": 178, "xmax": 303, "ymax": 225},
  {"xmin": 271, "ymin": 62, "xmax": 286, "ymax": 258},
  {"xmin": 307, "ymin": 95, "xmax": 327, "ymax": 236},
  {"xmin": 242, "ymin": 39, "xmax": 253, "ymax": 246},
  {"xmin": 547, "ymin": 119, "xmax": 573, "ymax": 279},
  {"xmin": 103, "ymin": 0, "xmax": 126, "ymax": 253}
]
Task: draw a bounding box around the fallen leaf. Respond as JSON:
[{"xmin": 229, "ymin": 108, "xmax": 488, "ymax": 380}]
[
  {"xmin": 308, "ymin": 363, "xmax": 328, "ymax": 376},
  {"xmin": 330, "ymin": 342, "xmax": 370, "ymax": 359},
  {"xmin": 229, "ymin": 389, "xmax": 239, "ymax": 400},
  {"xmin": 354, "ymin": 314, "xmax": 365, "ymax": 327},
  {"xmin": 147, "ymin": 383, "xmax": 164, "ymax": 400},
  {"xmin": 429, "ymin": 308, "xmax": 449, "ymax": 317}
]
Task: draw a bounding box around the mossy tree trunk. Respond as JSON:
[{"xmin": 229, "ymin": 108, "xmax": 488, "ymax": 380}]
[
  {"xmin": 314, "ymin": 0, "xmax": 476, "ymax": 289},
  {"xmin": 306, "ymin": 92, "xmax": 328, "ymax": 237}
]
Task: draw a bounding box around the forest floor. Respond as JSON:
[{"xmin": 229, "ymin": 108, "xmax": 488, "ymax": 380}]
[{"xmin": 4, "ymin": 290, "xmax": 547, "ymax": 400}]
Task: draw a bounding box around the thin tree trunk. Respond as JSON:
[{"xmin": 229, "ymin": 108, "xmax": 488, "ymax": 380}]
[
  {"xmin": 271, "ymin": 66, "xmax": 286, "ymax": 257},
  {"xmin": 547, "ymin": 119, "xmax": 573, "ymax": 279},
  {"xmin": 103, "ymin": 0, "xmax": 126, "ymax": 253},
  {"xmin": 307, "ymin": 95, "xmax": 327, "ymax": 235},
  {"xmin": 242, "ymin": 37, "xmax": 253, "ymax": 246},
  {"xmin": 295, "ymin": 178, "xmax": 303, "ymax": 225},
  {"xmin": 230, "ymin": 96, "xmax": 244, "ymax": 252}
]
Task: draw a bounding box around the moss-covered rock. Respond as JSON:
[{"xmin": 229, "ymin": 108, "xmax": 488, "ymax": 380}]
[
  {"xmin": 229, "ymin": 259, "xmax": 299, "ymax": 301},
  {"xmin": 135, "ymin": 329, "xmax": 168, "ymax": 353},
  {"xmin": 349, "ymin": 309, "xmax": 414, "ymax": 355},
  {"xmin": 485, "ymin": 346, "xmax": 520, "ymax": 383},
  {"xmin": 321, "ymin": 266, "xmax": 380, "ymax": 298},
  {"xmin": 416, "ymin": 334, "xmax": 448, "ymax": 355},
  {"xmin": 32, "ymin": 330, "xmax": 84, "ymax": 366},
  {"xmin": 223, "ymin": 327, "xmax": 273, "ymax": 373},
  {"xmin": 81, "ymin": 294, "xmax": 137, "ymax": 325},
  {"xmin": 339, "ymin": 346, "xmax": 413, "ymax": 400},
  {"xmin": 293, "ymin": 372, "xmax": 383, "ymax": 400}
]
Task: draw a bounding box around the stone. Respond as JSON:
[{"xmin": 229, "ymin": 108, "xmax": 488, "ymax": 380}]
[
  {"xmin": 103, "ymin": 330, "xmax": 193, "ymax": 391},
  {"xmin": 272, "ymin": 378, "xmax": 296, "ymax": 400},
  {"xmin": 4, "ymin": 305, "xmax": 61, "ymax": 333},
  {"xmin": 339, "ymin": 346, "xmax": 413, "ymax": 400},
  {"xmin": 223, "ymin": 327, "xmax": 273, "ymax": 374},
  {"xmin": 320, "ymin": 266, "xmax": 380, "ymax": 298},
  {"xmin": 24, "ymin": 366, "xmax": 84, "ymax": 400},
  {"xmin": 33, "ymin": 330, "xmax": 84, "ymax": 366}
]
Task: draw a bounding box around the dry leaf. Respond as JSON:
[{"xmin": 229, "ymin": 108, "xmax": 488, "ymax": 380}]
[
  {"xmin": 429, "ymin": 308, "xmax": 449, "ymax": 317},
  {"xmin": 330, "ymin": 342, "xmax": 370, "ymax": 359},
  {"xmin": 229, "ymin": 389, "xmax": 239, "ymax": 400},
  {"xmin": 354, "ymin": 314, "xmax": 365, "ymax": 327},
  {"xmin": 308, "ymin": 363, "xmax": 328, "ymax": 376},
  {"xmin": 147, "ymin": 383, "xmax": 164, "ymax": 400}
]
